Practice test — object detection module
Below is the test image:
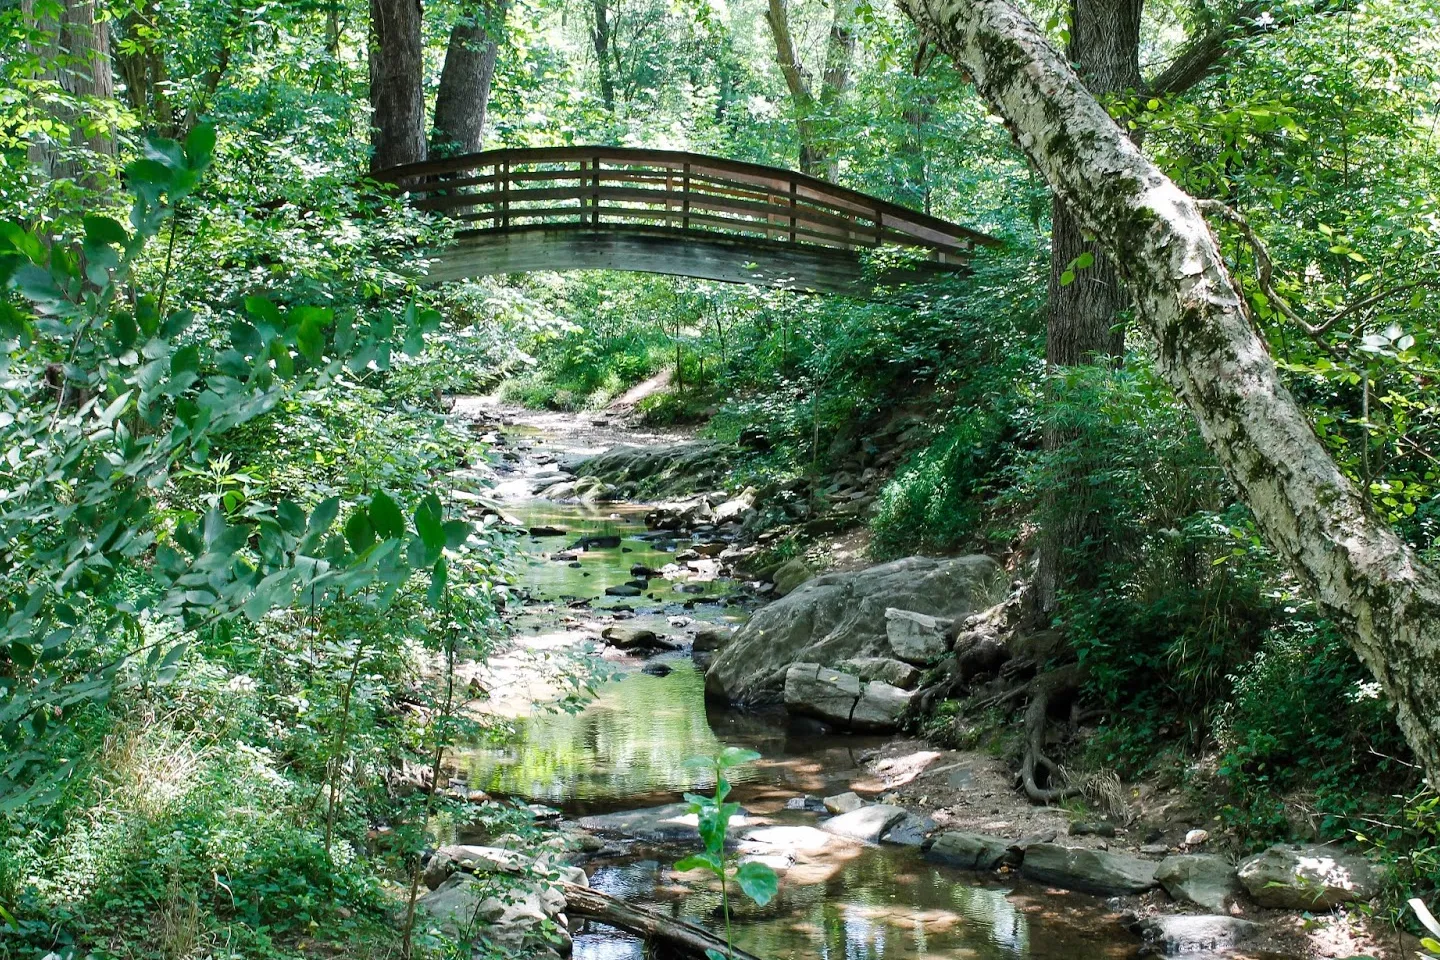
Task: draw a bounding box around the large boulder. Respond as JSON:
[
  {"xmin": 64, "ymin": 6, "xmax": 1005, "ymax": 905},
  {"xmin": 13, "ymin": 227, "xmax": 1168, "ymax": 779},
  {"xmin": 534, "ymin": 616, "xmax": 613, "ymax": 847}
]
[
  {"xmin": 1132, "ymin": 915, "xmax": 1262, "ymax": 957},
  {"xmin": 1155, "ymin": 854, "xmax": 1239, "ymax": 911},
  {"xmin": 571, "ymin": 442, "xmax": 730, "ymax": 499},
  {"xmin": 925, "ymin": 831, "xmax": 1012, "ymax": 871},
  {"xmin": 1020, "ymin": 843, "xmax": 1159, "ymax": 896},
  {"xmin": 706, "ymin": 556, "xmax": 1007, "ymax": 704},
  {"xmin": 1236, "ymin": 844, "xmax": 1379, "ymax": 909},
  {"xmin": 782, "ymin": 663, "xmax": 914, "ymax": 732}
]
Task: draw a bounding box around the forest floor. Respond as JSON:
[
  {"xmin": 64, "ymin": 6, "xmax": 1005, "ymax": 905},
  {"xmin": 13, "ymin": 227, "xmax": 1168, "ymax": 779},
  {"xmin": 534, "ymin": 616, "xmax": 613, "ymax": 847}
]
[{"xmin": 452, "ymin": 396, "xmax": 1413, "ymax": 960}]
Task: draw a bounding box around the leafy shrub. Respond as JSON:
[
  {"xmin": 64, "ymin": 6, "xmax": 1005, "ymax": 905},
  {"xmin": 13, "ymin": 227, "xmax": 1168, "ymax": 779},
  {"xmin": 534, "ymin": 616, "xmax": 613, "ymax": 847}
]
[{"xmin": 869, "ymin": 410, "xmax": 1009, "ymax": 559}]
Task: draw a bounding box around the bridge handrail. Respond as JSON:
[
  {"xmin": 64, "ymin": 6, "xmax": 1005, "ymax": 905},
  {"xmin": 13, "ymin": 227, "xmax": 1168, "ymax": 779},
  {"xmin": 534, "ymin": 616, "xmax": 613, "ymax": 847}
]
[{"xmin": 374, "ymin": 145, "xmax": 1002, "ymax": 259}]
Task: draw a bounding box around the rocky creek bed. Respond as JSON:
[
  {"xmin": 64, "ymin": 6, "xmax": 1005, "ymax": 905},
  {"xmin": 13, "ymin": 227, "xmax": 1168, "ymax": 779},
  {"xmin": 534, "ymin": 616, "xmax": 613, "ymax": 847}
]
[{"xmin": 419, "ymin": 399, "xmax": 1397, "ymax": 960}]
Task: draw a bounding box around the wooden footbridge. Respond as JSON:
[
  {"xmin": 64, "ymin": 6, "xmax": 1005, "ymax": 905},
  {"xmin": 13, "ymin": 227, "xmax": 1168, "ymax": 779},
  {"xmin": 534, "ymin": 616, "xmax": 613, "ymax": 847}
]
[{"xmin": 377, "ymin": 146, "xmax": 1000, "ymax": 295}]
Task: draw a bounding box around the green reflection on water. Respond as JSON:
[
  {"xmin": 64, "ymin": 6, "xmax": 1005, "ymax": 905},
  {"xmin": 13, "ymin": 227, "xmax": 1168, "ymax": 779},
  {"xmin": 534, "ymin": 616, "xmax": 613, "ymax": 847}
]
[{"xmin": 458, "ymin": 662, "xmax": 735, "ymax": 802}]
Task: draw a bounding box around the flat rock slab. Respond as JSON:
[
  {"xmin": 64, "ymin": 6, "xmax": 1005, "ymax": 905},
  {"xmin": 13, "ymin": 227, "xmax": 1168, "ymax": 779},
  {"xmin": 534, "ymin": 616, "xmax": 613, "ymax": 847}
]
[
  {"xmin": 580, "ymin": 803, "xmax": 756, "ymax": 844},
  {"xmin": 1155, "ymin": 854, "xmax": 1239, "ymax": 912},
  {"xmin": 739, "ymin": 824, "xmax": 855, "ymax": 857},
  {"xmin": 880, "ymin": 812, "xmax": 937, "ymax": 847},
  {"xmin": 823, "ymin": 791, "xmax": 865, "ymax": 814},
  {"xmin": 1237, "ymin": 844, "xmax": 1379, "ymax": 910},
  {"xmin": 1020, "ymin": 843, "xmax": 1158, "ymax": 896},
  {"xmin": 925, "ymin": 831, "xmax": 1012, "ymax": 871},
  {"xmin": 822, "ymin": 805, "xmax": 908, "ymax": 843},
  {"xmin": 1134, "ymin": 915, "xmax": 1261, "ymax": 957},
  {"xmin": 885, "ymin": 608, "xmax": 952, "ymax": 664}
]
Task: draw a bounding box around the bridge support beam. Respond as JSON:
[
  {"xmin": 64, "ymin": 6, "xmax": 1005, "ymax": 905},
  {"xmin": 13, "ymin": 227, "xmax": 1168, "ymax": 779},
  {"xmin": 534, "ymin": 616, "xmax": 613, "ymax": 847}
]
[{"xmin": 419, "ymin": 225, "xmax": 961, "ymax": 296}]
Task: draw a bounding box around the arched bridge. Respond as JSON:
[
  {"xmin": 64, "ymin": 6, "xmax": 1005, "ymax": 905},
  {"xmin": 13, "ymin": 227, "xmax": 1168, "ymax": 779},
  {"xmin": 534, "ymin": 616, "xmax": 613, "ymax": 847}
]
[{"xmin": 377, "ymin": 146, "xmax": 1001, "ymax": 296}]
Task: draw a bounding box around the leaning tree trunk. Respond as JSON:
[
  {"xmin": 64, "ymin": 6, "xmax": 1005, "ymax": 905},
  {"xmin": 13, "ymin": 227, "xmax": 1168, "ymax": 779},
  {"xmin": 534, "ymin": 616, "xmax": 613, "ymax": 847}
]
[
  {"xmin": 897, "ymin": 0, "xmax": 1440, "ymax": 782},
  {"xmin": 368, "ymin": 0, "xmax": 426, "ymax": 172},
  {"xmin": 1033, "ymin": 0, "xmax": 1140, "ymax": 613},
  {"xmin": 432, "ymin": 0, "xmax": 509, "ymax": 156}
]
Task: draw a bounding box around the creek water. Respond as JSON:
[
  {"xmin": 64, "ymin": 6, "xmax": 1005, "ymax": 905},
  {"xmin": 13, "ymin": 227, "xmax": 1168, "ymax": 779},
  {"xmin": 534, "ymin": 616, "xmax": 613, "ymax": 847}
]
[{"xmin": 453, "ymin": 411, "xmax": 1145, "ymax": 960}]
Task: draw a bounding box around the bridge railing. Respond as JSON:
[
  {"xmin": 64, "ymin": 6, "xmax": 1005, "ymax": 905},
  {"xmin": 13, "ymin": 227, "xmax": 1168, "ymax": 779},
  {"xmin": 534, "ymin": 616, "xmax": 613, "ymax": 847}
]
[{"xmin": 375, "ymin": 146, "xmax": 999, "ymax": 263}]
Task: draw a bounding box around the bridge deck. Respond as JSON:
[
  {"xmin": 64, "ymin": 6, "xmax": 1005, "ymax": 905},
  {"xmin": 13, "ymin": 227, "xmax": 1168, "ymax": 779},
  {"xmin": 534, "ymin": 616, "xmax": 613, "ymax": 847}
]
[{"xmin": 377, "ymin": 146, "xmax": 1000, "ymax": 293}]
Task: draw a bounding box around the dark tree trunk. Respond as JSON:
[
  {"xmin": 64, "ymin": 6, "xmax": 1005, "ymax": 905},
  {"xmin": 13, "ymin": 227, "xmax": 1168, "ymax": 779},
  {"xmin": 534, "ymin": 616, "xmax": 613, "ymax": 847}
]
[
  {"xmin": 368, "ymin": 0, "xmax": 426, "ymax": 172},
  {"xmin": 591, "ymin": 0, "xmax": 616, "ymax": 112},
  {"xmin": 1033, "ymin": 0, "xmax": 1142, "ymax": 613},
  {"xmin": 24, "ymin": 0, "xmax": 115, "ymax": 185},
  {"xmin": 432, "ymin": 0, "xmax": 509, "ymax": 156}
]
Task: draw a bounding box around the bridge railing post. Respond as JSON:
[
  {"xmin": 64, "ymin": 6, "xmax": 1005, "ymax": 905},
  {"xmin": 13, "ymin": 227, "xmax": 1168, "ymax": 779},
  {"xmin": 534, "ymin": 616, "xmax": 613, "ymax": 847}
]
[
  {"xmin": 682, "ymin": 162, "xmax": 691, "ymax": 231},
  {"xmin": 789, "ymin": 180, "xmax": 797, "ymax": 243},
  {"xmin": 591, "ymin": 154, "xmax": 601, "ymax": 226}
]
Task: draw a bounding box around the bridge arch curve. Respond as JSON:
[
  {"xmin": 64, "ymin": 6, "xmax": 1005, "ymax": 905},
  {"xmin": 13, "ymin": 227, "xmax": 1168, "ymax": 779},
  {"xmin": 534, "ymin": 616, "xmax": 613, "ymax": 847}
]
[{"xmin": 378, "ymin": 146, "xmax": 1000, "ymax": 296}]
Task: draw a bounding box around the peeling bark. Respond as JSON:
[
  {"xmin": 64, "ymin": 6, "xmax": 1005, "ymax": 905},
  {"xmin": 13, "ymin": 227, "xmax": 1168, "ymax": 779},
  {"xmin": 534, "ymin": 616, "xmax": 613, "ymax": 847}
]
[{"xmin": 899, "ymin": 0, "xmax": 1440, "ymax": 781}]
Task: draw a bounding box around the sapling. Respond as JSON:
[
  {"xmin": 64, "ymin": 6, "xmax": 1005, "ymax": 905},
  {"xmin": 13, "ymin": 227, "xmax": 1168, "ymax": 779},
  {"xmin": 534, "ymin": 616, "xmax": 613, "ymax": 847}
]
[{"xmin": 674, "ymin": 748, "xmax": 778, "ymax": 960}]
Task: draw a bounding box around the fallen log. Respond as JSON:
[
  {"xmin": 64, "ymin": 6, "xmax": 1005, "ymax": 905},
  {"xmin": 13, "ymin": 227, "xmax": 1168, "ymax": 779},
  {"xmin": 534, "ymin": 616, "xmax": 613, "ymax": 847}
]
[{"xmin": 561, "ymin": 881, "xmax": 764, "ymax": 960}]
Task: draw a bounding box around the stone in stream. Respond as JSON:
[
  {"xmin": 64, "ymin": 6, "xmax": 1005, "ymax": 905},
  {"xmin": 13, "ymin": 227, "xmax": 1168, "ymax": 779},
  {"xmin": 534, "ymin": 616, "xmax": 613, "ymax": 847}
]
[
  {"xmin": 580, "ymin": 802, "xmax": 755, "ymax": 843},
  {"xmin": 1236, "ymin": 843, "xmax": 1379, "ymax": 909},
  {"xmin": 1154, "ymin": 854, "xmax": 1240, "ymax": 912},
  {"xmin": 1130, "ymin": 915, "xmax": 1261, "ymax": 957},
  {"xmin": 691, "ymin": 627, "xmax": 733, "ymax": 653},
  {"xmin": 1019, "ymin": 843, "xmax": 1159, "ymax": 896},
  {"xmin": 822, "ymin": 805, "xmax": 908, "ymax": 843},
  {"xmin": 528, "ymin": 525, "xmax": 567, "ymax": 537},
  {"xmin": 605, "ymin": 584, "xmax": 642, "ymax": 597},
  {"xmin": 641, "ymin": 662, "xmax": 672, "ymax": 677},
  {"xmin": 925, "ymin": 832, "xmax": 1012, "ymax": 871},
  {"xmin": 578, "ymin": 534, "xmax": 622, "ymax": 549},
  {"xmin": 823, "ymin": 792, "xmax": 865, "ymax": 814},
  {"xmin": 706, "ymin": 555, "xmax": 1007, "ymax": 705},
  {"xmin": 879, "ymin": 811, "xmax": 937, "ymax": 847},
  {"xmin": 630, "ymin": 564, "xmax": 659, "ymax": 577},
  {"xmin": 600, "ymin": 625, "xmax": 675, "ymax": 650}
]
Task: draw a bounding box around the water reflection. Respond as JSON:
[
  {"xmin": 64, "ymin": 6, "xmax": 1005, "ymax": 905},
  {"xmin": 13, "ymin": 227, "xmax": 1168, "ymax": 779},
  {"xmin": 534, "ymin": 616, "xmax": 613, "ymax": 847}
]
[{"xmin": 574, "ymin": 849, "xmax": 1134, "ymax": 960}]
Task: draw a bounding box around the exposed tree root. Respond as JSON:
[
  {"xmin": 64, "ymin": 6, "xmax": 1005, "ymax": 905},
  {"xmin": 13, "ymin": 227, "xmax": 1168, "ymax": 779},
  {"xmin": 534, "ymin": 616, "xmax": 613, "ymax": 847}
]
[{"xmin": 1019, "ymin": 664, "xmax": 1084, "ymax": 803}]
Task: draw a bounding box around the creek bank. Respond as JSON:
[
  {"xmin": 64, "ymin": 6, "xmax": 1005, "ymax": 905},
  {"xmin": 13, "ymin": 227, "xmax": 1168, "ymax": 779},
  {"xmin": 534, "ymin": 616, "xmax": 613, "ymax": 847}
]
[{"xmin": 444, "ymin": 400, "xmax": 1405, "ymax": 960}]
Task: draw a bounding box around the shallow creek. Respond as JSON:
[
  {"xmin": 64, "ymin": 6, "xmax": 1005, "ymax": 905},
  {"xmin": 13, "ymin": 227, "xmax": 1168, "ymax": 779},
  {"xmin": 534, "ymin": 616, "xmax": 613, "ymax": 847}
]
[{"xmin": 451, "ymin": 403, "xmax": 1145, "ymax": 960}]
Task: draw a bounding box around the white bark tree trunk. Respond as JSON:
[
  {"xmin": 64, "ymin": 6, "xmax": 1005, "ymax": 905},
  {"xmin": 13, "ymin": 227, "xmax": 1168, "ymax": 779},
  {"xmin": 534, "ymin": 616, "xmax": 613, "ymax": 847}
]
[{"xmin": 898, "ymin": 0, "xmax": 1440, "ymax": 782}]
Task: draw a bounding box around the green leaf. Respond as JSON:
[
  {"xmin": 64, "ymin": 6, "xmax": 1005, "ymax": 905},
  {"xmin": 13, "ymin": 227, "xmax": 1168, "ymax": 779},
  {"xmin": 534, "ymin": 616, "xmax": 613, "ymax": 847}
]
[
  {"xmin": 369, "ymin": 491, "xmax": 406, "ymax": 540},
  {"xmin": 415, "ymin": 494, "xmax": 445, "ymax": 551},
  {"xmin": 717, "ymin": 747, "xmax": 761, "ymax": 769},
  {"xmin": 185, "ymin": 122, "xmax": 216, "ymax": 169},
  {"xmin": 296, "ymin": 316, "xmax": 325, "ymax": 363},
  {"xmin": 83, "ymin": 215, "xmax": 128, "ymax": 247},
  {"xmin": 734, "ymin": 860, "xmax": 779, "ymax": 906},
  {"xmin": 442, "ymin": 519, "xmax": 471, "ymax": 550},
  {"xmin": 674, "ymin": 853, "xmax": 722, "ymax": 875},
  {"xmin": 345, "ymin": 509, "xmax": 376, "ymax": 553}
]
